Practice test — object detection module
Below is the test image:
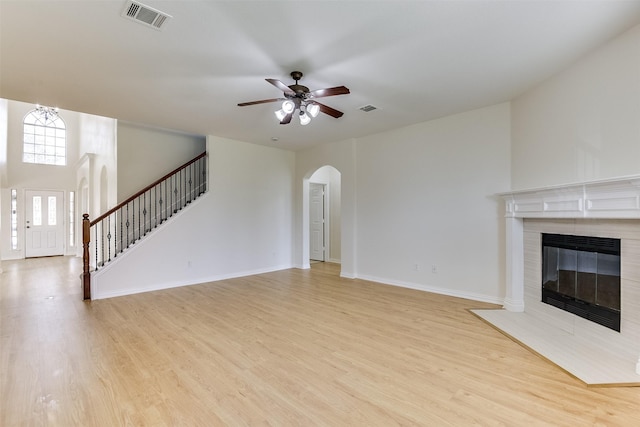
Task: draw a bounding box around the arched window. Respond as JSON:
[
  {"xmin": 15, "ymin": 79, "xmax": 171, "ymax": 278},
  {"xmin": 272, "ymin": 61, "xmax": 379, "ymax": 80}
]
[{"xmin": 23, "ymin": 106, "xmax": 66, "ymax": 165}]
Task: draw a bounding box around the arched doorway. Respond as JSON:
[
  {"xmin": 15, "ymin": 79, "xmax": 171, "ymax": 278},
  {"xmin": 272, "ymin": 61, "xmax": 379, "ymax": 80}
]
[{"xmin": 308, "ymin": 165, "xmax": 341, "ymax": 264}]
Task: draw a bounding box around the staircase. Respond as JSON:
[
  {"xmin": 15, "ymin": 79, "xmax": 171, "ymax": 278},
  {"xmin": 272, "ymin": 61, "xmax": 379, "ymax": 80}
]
[{"xmin": 82, "ymin": 152, "xmax": 207, "ymax": 299}]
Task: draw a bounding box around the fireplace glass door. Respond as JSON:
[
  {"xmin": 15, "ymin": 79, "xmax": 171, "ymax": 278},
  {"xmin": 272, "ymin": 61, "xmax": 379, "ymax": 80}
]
[{"xmin": 541, "ymin": 233, "xmax": 621, "ymax": 332}]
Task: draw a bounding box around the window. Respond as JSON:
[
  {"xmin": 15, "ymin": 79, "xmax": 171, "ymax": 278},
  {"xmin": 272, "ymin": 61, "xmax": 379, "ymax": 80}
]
[
  {"xmin": 23, "ymin": 107, "xmax": 66, "ymax": 165},
  {"xmin": 32, "ymin": 196, "xmax": 42, "ymax": 226},
  {"xmin": 10, "ymin": 189, "xmax": 18, "ymax": 250},
  {"xmin": 48, "ymin": 196, "xmax": 57, "ymax": 226},
  {"xmin": 69, "ymin": 191, "xmax": 75, "ymax": 247}
]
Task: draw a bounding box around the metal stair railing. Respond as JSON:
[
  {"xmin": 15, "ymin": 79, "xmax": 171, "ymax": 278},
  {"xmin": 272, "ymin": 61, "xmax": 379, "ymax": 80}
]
[{"xmin": 82, "ymin": 151, "xmax": 207, "ymax": 299}]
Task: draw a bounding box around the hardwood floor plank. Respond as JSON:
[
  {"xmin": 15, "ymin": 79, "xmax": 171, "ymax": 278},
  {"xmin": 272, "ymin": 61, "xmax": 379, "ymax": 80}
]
[{"xmin": 2, "ymin": 257, "xmax": 640, "ymax": 426}]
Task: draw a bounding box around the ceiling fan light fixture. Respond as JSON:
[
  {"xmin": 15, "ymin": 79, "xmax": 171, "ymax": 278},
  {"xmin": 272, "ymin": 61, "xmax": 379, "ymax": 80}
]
[
  {"xmin": 282, "ymin": 100, "xmax": 295, "ymax": 114},
  {"xmin": 306, "ymin": 102, "xmax": 320, "ymax": 118},
  {"xmin": 299, "ymin": 111, "xmax": 311, "ymax": 126},
  {"xmin": 238, "ymin": 71, "xmax": 349, "ymax": 125},
  {"xmin": 275, "ymin": 109, "xmax": 287, "ymax": 121}
]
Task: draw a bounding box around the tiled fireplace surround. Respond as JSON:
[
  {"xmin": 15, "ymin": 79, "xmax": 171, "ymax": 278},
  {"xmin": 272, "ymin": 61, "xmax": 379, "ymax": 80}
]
[{"xmin": 500, "ymin": 176, "xmax": 640, "ymax": 382}]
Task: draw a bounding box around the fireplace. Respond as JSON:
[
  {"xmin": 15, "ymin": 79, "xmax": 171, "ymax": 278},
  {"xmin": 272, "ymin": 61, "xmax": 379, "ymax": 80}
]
[
  {"xmin": 498, "ymin": 176, "xmax": 640, "ymax": 381},
  {"xmin": 541, "ymin": 233, "xmax": 620, "ymax": 332}
]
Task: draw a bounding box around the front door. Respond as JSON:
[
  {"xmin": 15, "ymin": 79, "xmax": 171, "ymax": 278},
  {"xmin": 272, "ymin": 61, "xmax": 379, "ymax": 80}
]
[
  {"xmin": 25, "ymin": 190, "xmax": 65, "ymax": 258},
  {"xmin": 309, "ymin": 183, "xmax": 325, "ymax": 261}
]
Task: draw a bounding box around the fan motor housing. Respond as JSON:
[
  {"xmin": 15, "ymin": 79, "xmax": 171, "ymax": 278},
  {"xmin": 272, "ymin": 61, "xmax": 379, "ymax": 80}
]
[
  {"xmin": 288, "ymin": 84, "xmax": 309, "ymax": 96},
  {"xmin": 288, "ymin": 71, "xmax": 308, "ymax": 96}
]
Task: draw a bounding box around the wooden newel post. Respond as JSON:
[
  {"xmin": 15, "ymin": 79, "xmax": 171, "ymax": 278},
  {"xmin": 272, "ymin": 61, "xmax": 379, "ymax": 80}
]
[{"xmin": 82, "ymin": 214, "xmax": 91, "ymax": 300}]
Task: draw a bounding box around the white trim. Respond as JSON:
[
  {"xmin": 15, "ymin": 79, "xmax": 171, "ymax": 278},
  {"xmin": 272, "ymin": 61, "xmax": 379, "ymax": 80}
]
[
  {"xmin": 355, "ymin": 274, "xmax": 504, "ymax": 305},
  {"xmin": 500, "ymin": 175, "xmax": 640, "ymax": 219},
  {"xmin": 92, "ymin": 264, "xmax": 294, "ymax": 300}
]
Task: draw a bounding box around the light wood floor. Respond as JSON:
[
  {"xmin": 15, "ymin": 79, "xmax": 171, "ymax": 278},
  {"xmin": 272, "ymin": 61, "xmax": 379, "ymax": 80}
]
[{"xmin": 2, "ymin": 257, "xmax": 639, "ymax": 426}]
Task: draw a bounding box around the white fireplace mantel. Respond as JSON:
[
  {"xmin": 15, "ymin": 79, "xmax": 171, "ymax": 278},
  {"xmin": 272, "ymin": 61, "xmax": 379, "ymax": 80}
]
[
  {"xmin": 499, "ymin": 174, "xmax": 640, "ymax": 220},
  {"xmin": 498, "ymin": 174, "xmax": 640, "ymax": 313},
  {"xmin": 499, "ymin": 175, "xmax": 640, "ymax": 311},
  {"xmin": 493, "ymin": 175, "xmax": 640, "ymax": 382}
]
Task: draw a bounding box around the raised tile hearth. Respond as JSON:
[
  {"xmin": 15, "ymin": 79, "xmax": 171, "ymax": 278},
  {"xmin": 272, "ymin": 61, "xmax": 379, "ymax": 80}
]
[{"xmin": 483, "ymin": 176, "xmax": 640, "ymax": 386}]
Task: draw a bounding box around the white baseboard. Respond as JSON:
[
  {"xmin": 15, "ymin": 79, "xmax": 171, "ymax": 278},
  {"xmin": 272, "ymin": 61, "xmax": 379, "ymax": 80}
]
[
  {"xmin": 92, "ymin": 263, "xmax": 294, "ymax": 300},
  {"xmin": 355, "ymin": 274, "xmax": 503, "ymax": 305}
]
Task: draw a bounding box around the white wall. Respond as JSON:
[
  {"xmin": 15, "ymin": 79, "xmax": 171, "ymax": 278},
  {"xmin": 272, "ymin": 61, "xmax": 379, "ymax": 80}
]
[
  {"xmin": 117, "ymin": 122, "xmax": 206, "ymax": 201},
  {"xmin": 295, "ymin": 104, "xmax": 510, "ymax": 303},
  {"xmin": 77, "ymin": 113, "xmax": 117, "ymax": 220},
  {"xmin": 354, "ymin": 103, "xmax": 511, "ymax": 303},
  {"xmin": 0, "ymin": 99, "xmax": 6, "ymax": 268},
  {"xmin": 512, "ymin": 24, "xmax": 640, "ymax": 190},
  {"xmin": 0, "ymin": 99, "xmax": 7, "ymax": 185},
  {"xmin": 92, "ymin": 136, "xmax": 295, "ymax": 299}
]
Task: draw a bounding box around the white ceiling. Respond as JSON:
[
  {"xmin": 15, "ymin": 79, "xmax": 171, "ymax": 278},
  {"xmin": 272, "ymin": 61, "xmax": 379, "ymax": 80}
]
[{"xmin": 1, "ymin": 0, "xmax": 639, "ymax": 151}]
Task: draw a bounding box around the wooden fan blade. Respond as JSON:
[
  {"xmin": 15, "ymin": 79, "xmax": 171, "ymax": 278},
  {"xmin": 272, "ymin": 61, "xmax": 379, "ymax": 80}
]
[
  {"xmin": 308, "ymin": 86, "xmax": 350, "ymax": 99},
  {"xmin": 237, "ymin": 98, "xmax": 283, "ymax": 107},
  {"xmin": 266, "ymin": 79, "xmax": 296, "ymax": 95},
  {"xmin": 316, "ymin": 102, "xmax": 344, "ymax": 118},
  {"xmin": 280, "ymin": 112, "xmax": 293, "ymax": 124}
]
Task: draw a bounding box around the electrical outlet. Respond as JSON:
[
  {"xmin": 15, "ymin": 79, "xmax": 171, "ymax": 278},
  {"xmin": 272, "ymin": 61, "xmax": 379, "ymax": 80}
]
[
  {"xmin": 414, "ymin": 263, "xmax": 420, "ymax": 271},
  {"xmin": 431, "ymin": 265, "xmax": 437, "ymax": 274}
]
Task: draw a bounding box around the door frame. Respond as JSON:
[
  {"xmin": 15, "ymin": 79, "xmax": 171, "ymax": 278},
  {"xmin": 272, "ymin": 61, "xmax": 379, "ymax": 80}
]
[
  {"xmin": 24, "ymin": 189, "xmax": 65, "ymax": 258},
  {"xmin": 309, "ymin": 182, "xmax": 329, "ymax": 262}
]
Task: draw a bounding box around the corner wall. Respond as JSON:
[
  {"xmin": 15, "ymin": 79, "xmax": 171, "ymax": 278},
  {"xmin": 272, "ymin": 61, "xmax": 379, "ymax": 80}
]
[
  {"xmin": 354, "ymin": 103, "xmax": 511, "ymax": 303},
  {"xmin": 512, "ymin": 24, "xmax": 640, "ymax": 190}
]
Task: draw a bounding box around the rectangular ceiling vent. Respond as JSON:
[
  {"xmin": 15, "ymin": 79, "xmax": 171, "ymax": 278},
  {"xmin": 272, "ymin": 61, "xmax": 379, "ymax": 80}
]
[
  {"xmin": 122, "ymin": 1, "xmax": 172, "ymax": 30},
  {"xmin": 359, "ymin": 104, "xmax": 378, "ymax": 112}
]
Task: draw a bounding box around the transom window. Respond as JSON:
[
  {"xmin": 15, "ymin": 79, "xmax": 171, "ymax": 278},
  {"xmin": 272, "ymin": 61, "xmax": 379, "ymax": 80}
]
[{"xmin": 23, "ymin": 107, "xmax": 66, "ymax": 165}]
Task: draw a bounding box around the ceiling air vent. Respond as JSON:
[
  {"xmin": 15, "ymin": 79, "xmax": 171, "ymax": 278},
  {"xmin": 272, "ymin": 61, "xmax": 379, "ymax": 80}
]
[
  {"xmin": 122, "ymin": 1, "xmax": 172, "ymax": 30},
  {"xmin": 359, "ymin": 104, "xmax": 377, "ymax": 112}
]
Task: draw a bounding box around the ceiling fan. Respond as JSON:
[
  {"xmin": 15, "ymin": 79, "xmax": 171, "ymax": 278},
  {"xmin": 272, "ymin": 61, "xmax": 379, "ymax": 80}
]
[{"xmin": 238, "ymin": 71, "xmax": 350, "ymax": 125}]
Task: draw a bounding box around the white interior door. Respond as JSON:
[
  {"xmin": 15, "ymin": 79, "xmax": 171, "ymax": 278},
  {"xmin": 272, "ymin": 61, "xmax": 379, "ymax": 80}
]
[
  {"xmin": 25, "ymin": 190, "xmax": 65, "ymax": 258},
  {"xmin": 309, "ymin": 183, "xmax": 325, "ymax": 261}
]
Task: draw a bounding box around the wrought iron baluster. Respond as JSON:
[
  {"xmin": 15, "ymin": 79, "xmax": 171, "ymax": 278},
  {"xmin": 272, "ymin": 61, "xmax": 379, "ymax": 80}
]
[
  {"xmin": 194, "ymin": 160, "xmax": 198, "ymax": 197},
  {"xmin": 126, "ymin": 203, "xmax": 130, "ymax": 247},
  {"xmin": 154, "ymin": 184, "xmax": 158, "ymax": 228},
  {"xmin": 143, "ymin": 191, "xmax": 147, "ymax": 236},
  {"xmin": 132, "ymin": 199, "xmax": 136, "ymax": 244},
  {"xmin": 202, "ymin": 158, "xmax": 207, "ymax": 194},
  {"xmin": 138, "ymin": 194, "xmax": 142, "ymax": 240},
  {"xmin": 189, "ymin": 163, "xmax": 193, "ymax": 203},
  {"xmin": 94, "ymin": 225, "xmax": 98, "ymax": 270},
  {"xmin": 159, "ymin": 181, "xmax": 163, "ymax": 224},
  {"xmin": 100, "ymin": 221, "xmax": 105, "ymax": 267},
  {"xmin": 178, "ymin": 169, "xmax": 181, "ymax": 210},
  {"xmin": 113, "ymin": 211, "xmax": 117, "ymax": 258},
  {"xmin": 174, "ymin": 174, "xmax": 179, "ymax": 214},
  {"xmin": 201, "ymin": 157, "xmax": 204, "ymax": 194},
  {"xmin": 120, "ymin": 206, "xmax": 123, "ymax": 256},
  {"xmin": 107, "ymin": 215, "xmax": 112, "ymax": 262}
]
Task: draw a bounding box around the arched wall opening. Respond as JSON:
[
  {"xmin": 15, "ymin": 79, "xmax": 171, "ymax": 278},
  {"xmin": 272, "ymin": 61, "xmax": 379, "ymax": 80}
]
[
  {"xmin": 308, "ymin": 165, "xmax": 342, "ymax": 265},
  {"xmin": 295, "ymin": 139, "xmax": 356, "ymax": 278}
]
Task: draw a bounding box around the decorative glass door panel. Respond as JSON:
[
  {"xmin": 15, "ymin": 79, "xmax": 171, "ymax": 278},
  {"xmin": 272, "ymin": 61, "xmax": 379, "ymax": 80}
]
[{"xmin": 25, "ymin": 190, "xmax": 64, "ymax": 257}]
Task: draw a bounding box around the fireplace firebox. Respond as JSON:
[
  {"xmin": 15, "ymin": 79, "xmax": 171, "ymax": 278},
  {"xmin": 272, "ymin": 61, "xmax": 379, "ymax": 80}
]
[{"xmin": 541, "ymin": 233, "xmax": 621, "ymax": 332}]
